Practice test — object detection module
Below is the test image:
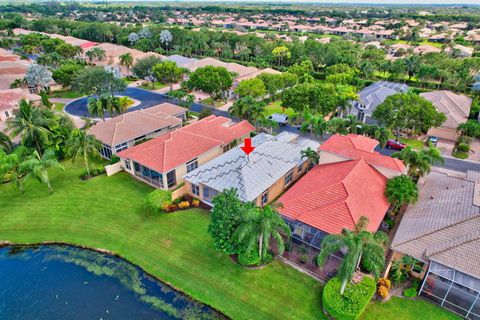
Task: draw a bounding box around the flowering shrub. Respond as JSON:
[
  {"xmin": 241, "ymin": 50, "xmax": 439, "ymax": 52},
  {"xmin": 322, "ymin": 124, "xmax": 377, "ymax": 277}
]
[
  {"xmin": 178, "ymin": 201, "xmax": 190, "ymax": 209},
  {"xmin": 378, "ymin": 278, "xmax": 391, "ymax": 290},
  {"xmin": 377, "ymin": 285, "xmax": 389, "ymax": 300},
  {"xmin": 192, "ymin": 199, "xmax": 200, "ymax": 207}
]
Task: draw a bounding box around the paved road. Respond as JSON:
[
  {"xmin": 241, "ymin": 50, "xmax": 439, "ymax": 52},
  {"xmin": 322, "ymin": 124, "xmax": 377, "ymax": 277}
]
[
  {"xmin": 64, "ymin": 88, "xmax": 480, "ymax": 173},
  {"xmin": 376, "ymin": 146, "xmax": 480, "ymax": 173}
]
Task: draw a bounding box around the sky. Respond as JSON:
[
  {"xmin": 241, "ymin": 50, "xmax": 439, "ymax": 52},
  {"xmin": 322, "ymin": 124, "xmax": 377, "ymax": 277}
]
[{"xmin": 110, "ymin": 0, "xmax": 480, "ymax": 4}]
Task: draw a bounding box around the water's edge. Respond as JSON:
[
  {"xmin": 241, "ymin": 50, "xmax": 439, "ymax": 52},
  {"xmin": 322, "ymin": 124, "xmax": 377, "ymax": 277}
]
[{"xmin": 0, "ymin": 240, "xmax": 229, "ymax": 319}]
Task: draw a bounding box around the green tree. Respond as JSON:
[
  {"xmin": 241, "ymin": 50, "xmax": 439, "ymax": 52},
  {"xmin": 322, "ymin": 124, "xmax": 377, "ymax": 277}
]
[
  {"xmin": 52, "ymin": 61, "xmax": 84, "ymax": 88},
  {"xmin": 85, "ymin": 47, "xmax": 106, "ymax": 64},
  {"xmin": 0, "ymin": 132, "xmax": 12, "ymax": 153},
  {"xmin": 393, "ymin": 146, "xmax": 443, "ymax": 177},
  {"xmin": 132, "ymin": 55, "xmax": 163, "ymax": 88},
  {"xmin": 229, "ymin": 96, "xmax": 265, "ymax": 124},
  {"xmin": 317, "ymin": 216, "xmax": 388, "ymax": 295},
  {"xmin": 258, "ymin": 73, "xmax": 284, "ymax": 101},
  {"xmin": 20, "ymin": 148, "xmax": 64, "ymax": 193},
  {"xmin": 87, "ymin": 96, "xmax": 106, "ymax": 120},
  {"xmin": 272, "ymin": 46, "xmax": 291, "ymax": 66},
  {"xmin": 300, "ymin": 111, "xmax": 328, "ymax": 138},
  {"xmin": 235, "ymin": 205, "xmax": 291, "ymax": 260},
  {"xmin": 300, "ymin": 147, "xmax": 320, "ymax": 167},
  {"xmin": 234, "ymin": 78, "xmax": 266, "ymax": 98},
  {"xmin": 327, "ymin": 117, "xmax": 349, "ymax": 135},
  {"xmin": 74, "ymin": 66, "xmax": 126, "ymax": 98},
  {"xmin": 385, "ymin": 175, "xmax": 419, "ymax": 213},
  {"xmin": 152, "ymin": 60, "xmax": 186, "ymax": 91},
  {"xmin": 119, "ymin": 52, "xmax": 134, "ymax": 75},
  {"xmin": 66, "ymin": 129, "xmax": 101, "ymax": 177},
  {"xmin": 373, "ymin": 92, "xmax": 447, "ymax": 135},
  {"xmin": 208, "ymin": 189, "xmax": 244, "ymax": 255},
  {"xmin": 0, "ymin": 146, "xmax": 29, "ymax": 193},
  {"xmin": 186, "ymin": 66, "xmax": 233, "ymax": 100},
  {"xmin": 288, "ymin": 59, "xmax": 314, "ymax": 77},
  {"xmin": 6, "ymin": 100, "xmax": 51, "ymax": 155},
  {"xmin": 457, "ymin": 120, "xmax": 480, "ymax": 138}
]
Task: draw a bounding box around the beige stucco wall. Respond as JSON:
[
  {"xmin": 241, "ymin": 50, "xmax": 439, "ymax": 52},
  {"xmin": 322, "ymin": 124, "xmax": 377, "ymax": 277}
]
[
  {"xmin": 318, "ymin": 151, "xmax": 350, "ymax": 165},
  {"xmin": 105, "ymin": 162, "xmax": 123, "ymax": 176},
  {"xmin": 374, "ymin": 166, "xmax": 404, "ymax": 179},
  {"xmin": 0, "ymin": 107, "xmax": 15, "ymax": 121}
]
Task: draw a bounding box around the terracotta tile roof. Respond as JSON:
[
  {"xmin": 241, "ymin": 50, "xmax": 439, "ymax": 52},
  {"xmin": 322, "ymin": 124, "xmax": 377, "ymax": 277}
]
[
  {"xmin": 420, "ymin": 90, "xmax": 471, "ymax": 129},
  {"xmin": 118, "ymin": 116, "xmax": 254, "ymax": 173},
  {"xmin": 278, "ymin": 158, "xmax": 389, "ymax": 234},
  {"xmin": 0, "ymin": 88, "xmax": 40, "ymax": 112},
  {"xmin": 185, "ymin": 57, "xmax": 259, "ymax": 77},
  {"xmin": 319, "ymin": 134, "xmax": 405, "ymax": 173},
  {"xmin": 89, "ymin": 103, "xmax": 186, "ymax": 146}
]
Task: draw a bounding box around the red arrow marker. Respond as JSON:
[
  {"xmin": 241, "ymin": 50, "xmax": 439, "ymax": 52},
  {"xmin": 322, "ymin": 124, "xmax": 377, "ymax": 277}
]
[{"xmin": 240, "ymin": 138, "xmax": 255, "ymax": 155}]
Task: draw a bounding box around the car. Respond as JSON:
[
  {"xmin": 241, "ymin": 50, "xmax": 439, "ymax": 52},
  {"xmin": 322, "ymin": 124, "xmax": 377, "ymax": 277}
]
[
  {"xmin": 386, "ymin": 139, "xmax": 407, "ymax": 150},
  {"xmin": 428, "ymin": 136, "xmax": 438, "ymax": 147},
  {"xmin": 267, "ymin": 113, "xmax": 289, "ymax": 126}
]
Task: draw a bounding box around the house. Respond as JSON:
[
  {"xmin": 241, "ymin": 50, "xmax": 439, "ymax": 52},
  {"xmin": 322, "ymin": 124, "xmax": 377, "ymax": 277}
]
[
  {"xmin": 446, "ymin": 44, "xmax": 474, "ymax": 58},
  {"xmin": 0, "ymin": 48, "xmax": 32, "ymax": 90},
  {"xmin": 388, "ymin": 170, "xmax": 480, "ymax": 319},
  {"xmin": 90, "ymin": 103, "xmax": 186, "ymax": 159},
  {"xmin": 118, "ymin": 115, "xmax": 254, "ymax": 190},
  {"xmin": 163, "ymin": 54, "xmax": 198, "ymax": 68},
  {"xmin": 276, "ymin": 134, "xmax": 404, "ymax": 273},
  {"xmin": 413, "ymin": 44, "xmax": 442, "ymax": 55},
  {"xmin": 420, "ymin": 91, "xmax": 471, "ymax": 141},
  {"xmin": 184, "ymin": 131, "xmax": 319, "ymax": 206},
  {"xmin": 349, "ymin": 81, "xmax": 409, "ymax": 124},
  {"xmin": 0, "ymin": 88, "xmax": 40, "ymax": 122}
]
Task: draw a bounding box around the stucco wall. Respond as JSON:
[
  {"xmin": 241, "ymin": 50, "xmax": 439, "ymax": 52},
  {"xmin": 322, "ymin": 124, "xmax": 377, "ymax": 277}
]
[
  {"xmin": 105, "ymin": 162, "xmax": 123, "ymax": 176},
  {"xmin": 427, "ymin": 126, "xmax": 459, "ymax": 141},
  {"xmin": 318, "ymin": 151, "xmax": 350, "ymax": 165}
]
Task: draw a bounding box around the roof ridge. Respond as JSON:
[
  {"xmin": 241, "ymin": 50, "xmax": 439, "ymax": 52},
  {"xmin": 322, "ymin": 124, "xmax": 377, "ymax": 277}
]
[
  {"xmin": 284, "ymin": 180, "xmax": 348, "ymax": 213},
  {"xmin": 110, "ymin": 114, "xmax": 126, "ymax": 145}
]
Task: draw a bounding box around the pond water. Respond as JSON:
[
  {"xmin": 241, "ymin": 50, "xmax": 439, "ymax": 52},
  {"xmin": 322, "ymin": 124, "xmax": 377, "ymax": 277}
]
[{"xmin": 0, "ymin": 245, "xmax": 224, "ymax": 320}]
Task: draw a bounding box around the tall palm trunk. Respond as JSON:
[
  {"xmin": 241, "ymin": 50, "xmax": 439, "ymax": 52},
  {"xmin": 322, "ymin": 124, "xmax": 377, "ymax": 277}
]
[
  {"xmin": 340, "ymin": 278, "xmax": 348, "ymax": 295},
  {"xmin": 84, "ymin": 151, "xmax": 90, "ymax": 177},
  {"xmin": 258, "ymin": 233, "xmax": 263, "ymax": 257}
]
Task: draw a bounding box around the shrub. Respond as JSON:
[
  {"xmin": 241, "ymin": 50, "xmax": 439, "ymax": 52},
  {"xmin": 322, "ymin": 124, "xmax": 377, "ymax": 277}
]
[
  {"xmin": 178, "ymin": 201, "xmax": 190, "ymax": 209},
  {"xmin": 322, "ymin": 276, "xmax": 376, "ymax": 320},
  {"xmin": 238, "ymin": 247, "xmax": 261, "ymax": 266},
  {"xmin": 299, "ymin": 253, "xmax": 308, "ymax": 264},
  {"xmin": 198, "ymin": 108, "xmax": 212, "ymax": 119},
  {"xmin": 403, "ymin": 287, "xmax": 418, "ymax": 298},
  {"xmin": 457, "ymin": 143, "xmax": 470, "ymax": 153},
  {"xmin": 192, "ymin": 199, "xmax": 200, "ymax": 207},
  {"xmin": 110, "ymin": 155, "xmax": 120, "ymax": 164},
  {"xmin": 145, "ymin": 189, "xmax": 173, "ymax": 213},
  {"xmin": 377, "ymin": 278, "xmax": 391, "ymax": 290},
  {"xmin": 377, "ymin": 285, "xmax": 389, "ymax": 300}
]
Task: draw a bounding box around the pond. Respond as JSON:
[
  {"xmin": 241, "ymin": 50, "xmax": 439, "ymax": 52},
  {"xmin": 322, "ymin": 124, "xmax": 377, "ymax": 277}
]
[{"xmin": 0, "ymin": 245, "xmax": 224, "ymax": 320}]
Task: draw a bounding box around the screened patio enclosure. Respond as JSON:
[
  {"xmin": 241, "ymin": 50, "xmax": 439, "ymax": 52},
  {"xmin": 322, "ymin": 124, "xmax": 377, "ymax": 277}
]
[
  {"xmin": 282, "ymin": 218, "xmax": 343, "ymax": 280},
  {"xmin": 420, "ymin": 261, "xmax": 480, "ymax": 319}
]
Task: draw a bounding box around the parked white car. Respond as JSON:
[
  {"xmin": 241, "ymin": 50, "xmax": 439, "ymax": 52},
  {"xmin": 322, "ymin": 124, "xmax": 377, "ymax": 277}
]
[{"xmin": 267, "ymin": 113, "xmax": 289, "ymax": 126}]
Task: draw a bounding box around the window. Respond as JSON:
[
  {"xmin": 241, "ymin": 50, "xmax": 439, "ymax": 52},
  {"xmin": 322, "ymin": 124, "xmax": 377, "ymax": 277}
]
[
  {"xmin": 261, "ymin": 190, "xmax": 269, "ymax": 206},
  {"xmin": 191, "ymin": 184, "xmax": 200, "ymax": 196},
  {"xmin": 4, "ymin": 111, "xmax": 9, "ymax": 118},
  {"xmin": 124, "ymin": 160, "xmax": 131, "ymax": 170},
  {"xmin": 101, "ymin": 144, "xmax": 112, "ymax": 159},
  {"xmin": 285, "ymin": 169, "xmax": 293, "ymax": 186},
  {"xmin": 297, "ymin": 164, "xmax": 303, "ymax": 173},
  {"xmin": 134, "ymin": 135, "xmax": 146, "ymax": 143},
  {"xmin": 186, "ymin": 158, "xmax": 198, "ymax": 173},
  {"xmin": 166, "ymin": 170, "xmax": 177, "ymax": 188},
  {"xmin": 115, "ymin": 142, "xmax": 128, "ymax": 153},
  {"xmin": 223, "ymin": 144, "xmax": 230, "ymax": 153},
  {"xmin": 203, "ymin": 186, "xmax": 219, "ymax": 201}
]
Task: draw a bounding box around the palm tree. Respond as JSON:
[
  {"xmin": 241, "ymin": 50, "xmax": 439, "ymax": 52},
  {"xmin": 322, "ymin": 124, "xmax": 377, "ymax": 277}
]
[
  {"xmin": 20, "ymin": 148, "xmax": 64, "ymax": 193},
  {"xmin": 385, "ymin": 175, "xmax": 419, "ymax": 213},
  {"xmin": 345, "ymin": 114, "xmax": 362, "ymax": 134},
  {"xmin": 300, "ymin": 147, "xmax": 320, "ymax": 168},
  {"xmin": 392, "ymin": 146, "xmax": 437, "ymax": 177},
  {"xmin": 117, "ymin": 96, "xmax": 130, "ymax": 114},
  {"xmin": 327, "ymin": 117, "xmax": 349, "ymax": 135},
  {"xmin": 66, "ymin": 129, "xmax": 101, "ymax": 177},
  {"xmin": 6, "ymin": 99, "xmax": 51, "ymax": 156},
  {"xmin": 119, "ymin": 53, "xmax": 134, "ymax": 75},
  {"xmin": 0, "ymin": 131, "xmax": 12, "ymax": 153},
  {"xmin": 87, "ymin": 97, "xmax": 106, "ymax": 121},
  {"xmin": 317, "ymin": 216, "xmax": 388, "ymax": 295},
  {"xmin": 235, "ymin": 204, "xmax": 291, "ymax": 260},
  {"xmin": 257, "ymin": 116, "xmax": 279, "ymax": 134},
  {"xmin": 0, "ymin": 146, "xmax": 29, "ymax": 194},
  {"xmin": 373, "ymin": 126, "xmax": 390, "ymax": 148},
  {"xmin": 301, "ymin": 111, "xmax": 328, "ymax": 139}
]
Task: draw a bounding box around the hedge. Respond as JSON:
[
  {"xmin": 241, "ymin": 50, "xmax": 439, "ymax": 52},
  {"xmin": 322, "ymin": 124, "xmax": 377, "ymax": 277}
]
[
  {"xmin": 238, "ymin": 247, "xmax": 261, "ymax": 266},
  {"xmin": 322, "ymin": 276, "xmax": 376, "ymax": 320},
  {"xmin": 145, "ymin": 189, "xmax": 173, "ymax": 213}
]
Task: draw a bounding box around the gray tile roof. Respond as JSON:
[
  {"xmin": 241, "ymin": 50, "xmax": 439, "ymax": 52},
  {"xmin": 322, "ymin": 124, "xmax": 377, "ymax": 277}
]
[
  {"xmin": 391, "ymin": 170, "xmax": 480, "ymax": 279},
  {"xmin": 184, "ymin": 132, "xmax": 320, "ymax": 202},
  {"xmin": 351, "ymin": 81, "xmax": 409, "ymax": 116},
  {"xmin": 164, "ymin": 54, "xmax": 198, "ymax": 68}
]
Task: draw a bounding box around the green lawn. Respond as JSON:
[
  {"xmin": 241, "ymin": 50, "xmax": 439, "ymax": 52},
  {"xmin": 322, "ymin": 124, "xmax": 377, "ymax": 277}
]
[
  {"xmin": 49, "ymin": 90, "xmax": 85, "ymax": 99},
  {"xmin": 361, "ymin": 297, "xmax": 460, "ymax": 320},
  {"xmin": 399, "ymin": 137, "xmax": 425, "ymax": 150},
  {"xmin": 0, "ymin": 162, "xmax": 322, "ymax": 320},
  {"xmin": 264, "ymin": 100, "xmax": 298, "ymax": 117},
  {"xmin": 138, "ymin": 81, "xmax": 168, "ymax": 90},
  {"xmin": 200, "ymin": 97, "xmax": 225, "ymax": 108},
  {"xmin": 0, "ymin": 162, "xmax": 459, "ymax": 320}
]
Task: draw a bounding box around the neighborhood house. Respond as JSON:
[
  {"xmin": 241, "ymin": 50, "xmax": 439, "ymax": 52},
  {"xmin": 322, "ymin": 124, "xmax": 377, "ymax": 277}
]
[
  {"xmin": 117, "ymin": 115, "xmax": 254, "ymax": 190},
  {"xmin": 90, "ymin": 103, "xmax": 186, "ymax": 159},
  {"xmin": 184, "ymin": 131, "xmax": 319, "ymax": 206}
]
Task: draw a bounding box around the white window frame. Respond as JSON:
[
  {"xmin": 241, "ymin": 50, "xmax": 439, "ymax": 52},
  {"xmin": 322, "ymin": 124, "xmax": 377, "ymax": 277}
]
[
  {"xmin": 186, "ymin": 158, "xmax": 199, "ymax": 173},
  {"xmin": 285, "ymin": 169, "xmax": 294, "ymax": 186}
]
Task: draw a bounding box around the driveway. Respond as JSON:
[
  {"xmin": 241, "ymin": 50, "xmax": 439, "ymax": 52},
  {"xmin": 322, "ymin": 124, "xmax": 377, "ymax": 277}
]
[{"xmin": 64, "ymin": 87, "xmax": 229, "ymax": 118}]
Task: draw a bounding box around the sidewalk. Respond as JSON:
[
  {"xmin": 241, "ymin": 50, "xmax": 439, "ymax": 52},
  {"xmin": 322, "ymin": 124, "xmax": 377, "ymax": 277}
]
[{"xmin": 218, "ymin": 100, "xmax": 234, "ymax": 111}]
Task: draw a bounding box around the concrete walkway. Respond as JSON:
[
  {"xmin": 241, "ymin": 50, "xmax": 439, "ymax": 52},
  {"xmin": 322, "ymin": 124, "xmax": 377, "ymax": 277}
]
[
  {"xmin": 50, "ymin": 98, "xmax": 77, "ymax": 104},
  {"xmin": 218, "ymin": 100, "xmax": 234, "ymax": 112}
]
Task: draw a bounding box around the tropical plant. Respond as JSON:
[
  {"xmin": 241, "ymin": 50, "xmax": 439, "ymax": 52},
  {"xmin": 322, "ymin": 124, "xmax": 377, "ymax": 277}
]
[
  {"xmin": 393, "ymin": 146, "xmax": 443, "ymax": 177},
  {"xmin": 152, "ymin": 60, "xmax": 186, "ymax": 91},
  {"xmin": 119, "ymin": 52, "xmax": 134, "ymax": 75},
  {"xmin": 229, "ymin": 96, "xmax": 265, "ymax": 123},
  {"xmin": 159, "ymin": 30, "xmax": 173, "ymax": 51},
  {"xmin": 0, "ymin": 131, "xmax": 12, "ymax": 153},
  {"xmin": 300, "ymin": 147, "xmax": 320, "ymax": 167},
  {"xmin": 345, "ymin": 114, "xmax": 362, "ymax": 134},
  {"xmin": 317, "ymin": 216, "xmax": 388, "ymax": 295},
  {"xmin": 87, "ymin": 96, "xmax": 106, "ymax": 121},
  {"xmin": 19, "ymin": 148, "xmax": 64, "ymax": 193},
  {"xmin": 327, "ymin": 117, "xmax": 349, "ymax": 135},
  {"xmin": 0, "ymin": 146, "xmax": 30, "ymax": 193},
  {"xmin": 6, "ymin": 100, "xmax": 51, "ymax": 155},
  {"xmin": 234, "ymin": 204, "xmax": 291, "ymax": 261},
  {"xmin": 24, "ymin": 64, "xmax": 53, "ymax": 91},
  {"xmin": 85, "ymin": 47, "xmax": 106, "ymax": 64},
  {"xmin": 300, "ymin": 111, "xmax": 328, "ymax": 138},
  {"xmin": 65, "ymin": 129, "xmax": 101, "ymax": 177},
  {"xmin": 385, "ymin": 175, "xmax": 419, "ymax": 213}
]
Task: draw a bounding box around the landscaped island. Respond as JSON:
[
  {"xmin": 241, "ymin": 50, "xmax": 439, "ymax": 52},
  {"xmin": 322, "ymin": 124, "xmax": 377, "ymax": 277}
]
[{"xmin": 0, "ymin": 163, "xmax": 459, "ymax": 320}]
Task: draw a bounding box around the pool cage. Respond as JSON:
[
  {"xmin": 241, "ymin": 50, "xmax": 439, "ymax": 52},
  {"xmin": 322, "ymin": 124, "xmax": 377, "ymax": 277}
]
[
  {"xmin": 282, "ymin": 219, "xmax": 343, "ymax": 280},
  {"xmin": 420, "ymin": 261, "xmax": 480, "ymax": 319}
]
